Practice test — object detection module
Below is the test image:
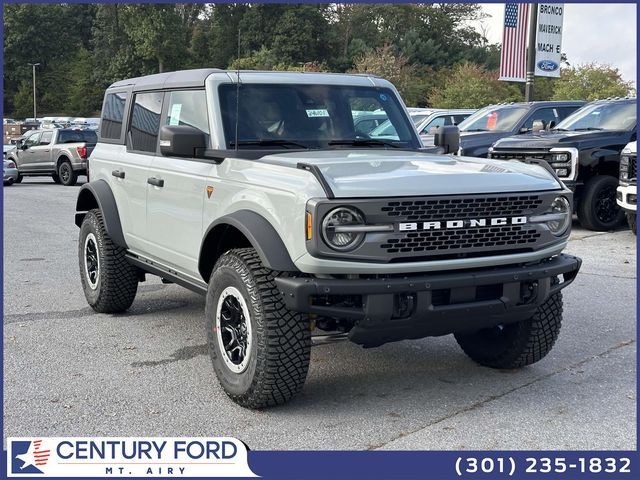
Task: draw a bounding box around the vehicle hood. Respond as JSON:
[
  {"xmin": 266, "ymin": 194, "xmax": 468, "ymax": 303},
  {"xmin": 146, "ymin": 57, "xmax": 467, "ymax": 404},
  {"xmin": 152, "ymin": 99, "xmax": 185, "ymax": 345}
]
[
  {"xmin": 258, "ymin": 149, "xmax": 561, "ymax": 198},
  {"xmin": 459, "ymin": 131, "xmax": 512, "ymax": 150},
  {"xmin": 492, "ymin": 129, "xmax": 634, "ymax": 150}
]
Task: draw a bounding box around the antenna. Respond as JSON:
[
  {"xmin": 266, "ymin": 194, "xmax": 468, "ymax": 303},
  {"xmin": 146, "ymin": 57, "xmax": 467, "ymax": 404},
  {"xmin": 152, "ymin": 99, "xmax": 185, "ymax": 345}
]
[{"xmin": 234, "ymin": 28, "xmax": 241, "ymax": 152}]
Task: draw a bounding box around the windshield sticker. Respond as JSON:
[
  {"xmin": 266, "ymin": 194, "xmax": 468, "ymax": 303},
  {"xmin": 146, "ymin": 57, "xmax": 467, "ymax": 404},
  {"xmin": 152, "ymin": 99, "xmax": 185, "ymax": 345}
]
[
  {"xmin": 306, "ymin": 109, "xmax": 330, "ymax": 118},
  {"xmin": 169, "ymin": 104, "xmax": 182, "ymax": 125},
  {"xmin": 379, "ymin": 93, "xmax": 388, "ymax": 101}
]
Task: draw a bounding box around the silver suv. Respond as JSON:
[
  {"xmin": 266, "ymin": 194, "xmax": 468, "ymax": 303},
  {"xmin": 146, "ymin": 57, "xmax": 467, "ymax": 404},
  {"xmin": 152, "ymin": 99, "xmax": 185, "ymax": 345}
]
[{"xmin": 75, "ymin": 69, "xmax": 581, "ymax": 408}]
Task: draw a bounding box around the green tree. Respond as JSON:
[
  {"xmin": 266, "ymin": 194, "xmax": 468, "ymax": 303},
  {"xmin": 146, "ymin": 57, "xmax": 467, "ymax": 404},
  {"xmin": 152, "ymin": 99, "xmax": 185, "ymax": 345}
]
[
  {"xmin": 428, "ymin": 62, "xmax": 522, "ymax": 108},
  {"xmin": 12, "ymin": 82, "xmax": 35, "ymax": 119},
  {"xmin": 350, "ymin": 45, "xmax": 420, "ymax": 105},
  {"xmin": 552, "ymin": 63, "xmax": 636, "ymax": 101}
]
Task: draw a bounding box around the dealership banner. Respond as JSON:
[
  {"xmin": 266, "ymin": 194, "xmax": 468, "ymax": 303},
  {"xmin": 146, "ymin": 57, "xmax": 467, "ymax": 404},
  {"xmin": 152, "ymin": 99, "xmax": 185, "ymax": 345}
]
[
  {"xmin": 7, "ymin": 437, "xmax": 257, "ymax": 477},
  {"xmin": 534, "ymin": 3, "xmax": 565, "ymax": 77}
]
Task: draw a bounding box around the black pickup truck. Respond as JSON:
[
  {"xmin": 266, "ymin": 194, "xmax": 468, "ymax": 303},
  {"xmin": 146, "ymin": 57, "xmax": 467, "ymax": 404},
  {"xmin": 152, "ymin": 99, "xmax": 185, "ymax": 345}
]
[
  {"xmin": 456, "ymin": 100, "xmax": 585, "ymax": 158},
  {"xmin": 489, "ymin": 98, "xmax": 637, "ymax": 231}
]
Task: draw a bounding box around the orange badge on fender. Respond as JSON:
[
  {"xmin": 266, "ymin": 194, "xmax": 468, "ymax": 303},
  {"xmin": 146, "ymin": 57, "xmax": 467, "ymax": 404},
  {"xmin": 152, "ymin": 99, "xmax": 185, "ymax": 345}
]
[{"xmin": 206, "ymin": 186, "xmax": 214, "ymax": 199}]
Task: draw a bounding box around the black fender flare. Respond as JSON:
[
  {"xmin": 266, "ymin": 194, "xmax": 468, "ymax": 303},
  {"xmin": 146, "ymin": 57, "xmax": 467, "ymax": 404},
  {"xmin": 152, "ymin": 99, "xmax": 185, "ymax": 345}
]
[
  {"xmin": 200, "ymin": 210, "xmax": 297, "ymax": 275},
  {"xmin": 74, "ymin": 179, "xmax": 127, "ymax": 248}
]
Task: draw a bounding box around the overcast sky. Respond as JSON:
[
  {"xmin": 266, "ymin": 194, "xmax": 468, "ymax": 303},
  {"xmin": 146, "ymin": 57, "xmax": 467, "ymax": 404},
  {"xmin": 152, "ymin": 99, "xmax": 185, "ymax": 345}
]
[{"xmin": 472, "ymin": 3, "xmax": 636, "ymax": 86}]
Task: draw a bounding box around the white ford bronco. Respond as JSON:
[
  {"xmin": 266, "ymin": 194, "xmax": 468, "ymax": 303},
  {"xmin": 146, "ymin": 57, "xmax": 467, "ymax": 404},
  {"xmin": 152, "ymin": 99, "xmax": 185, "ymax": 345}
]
[{"xmin": 75, "ymin": 69, "xmax": 581, "ymax": 408}]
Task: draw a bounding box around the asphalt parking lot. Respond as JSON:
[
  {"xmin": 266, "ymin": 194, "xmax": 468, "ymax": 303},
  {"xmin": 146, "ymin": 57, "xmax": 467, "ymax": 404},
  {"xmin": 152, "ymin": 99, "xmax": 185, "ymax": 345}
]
[{"xmin": 3, "ymin": 178, "xmax": 637, "ymax": 450}]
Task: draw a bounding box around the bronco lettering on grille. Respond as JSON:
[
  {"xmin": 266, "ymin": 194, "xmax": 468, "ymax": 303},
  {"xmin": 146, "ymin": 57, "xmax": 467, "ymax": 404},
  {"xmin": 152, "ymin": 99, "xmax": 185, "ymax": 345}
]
[{"xmin": 399, "ymin": 216, "xmax": 528, "ymax": 231}]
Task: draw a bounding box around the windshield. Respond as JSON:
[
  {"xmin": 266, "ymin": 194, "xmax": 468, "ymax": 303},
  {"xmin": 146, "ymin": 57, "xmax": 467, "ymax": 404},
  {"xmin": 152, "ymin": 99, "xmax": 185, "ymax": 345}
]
[
  {"xmin": 219, "ymin": 84, "xmax": 420, "ymax": 150},
  {"xmin": 555, "ymin": 101, "xmax": 636, "ymax": 131},
  {"xmin": 459, "ymin": 106, "xmax": 529, "ymax": 132}
]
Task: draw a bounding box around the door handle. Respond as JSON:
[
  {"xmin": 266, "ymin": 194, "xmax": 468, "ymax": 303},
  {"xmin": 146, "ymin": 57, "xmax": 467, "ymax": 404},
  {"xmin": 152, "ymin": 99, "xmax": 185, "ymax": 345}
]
[
  {"xmin": 112, "ymin": 170, "xmax": 125, "ymax": 179},
  {"xmin": 147, "ymin": 177, "xmax": 164, "ymax": 187}
]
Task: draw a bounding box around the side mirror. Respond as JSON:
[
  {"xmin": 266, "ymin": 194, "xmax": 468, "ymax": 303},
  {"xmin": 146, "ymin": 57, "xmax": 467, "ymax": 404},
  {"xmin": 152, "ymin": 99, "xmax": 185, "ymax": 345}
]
[
  {"xmin": 532, "ymin": 120, "xmax": 546, "ymax": 132},
  {"xmin": 159, "ymin": 125, "xmax": 206, "ymax": 158},
  {"xmin": 433, "ymin": 125, "xmax": 460, "ymax": 155},
  {"xmin": 20, "ymin": 142, "xmax": 28, "ymax": 150}
]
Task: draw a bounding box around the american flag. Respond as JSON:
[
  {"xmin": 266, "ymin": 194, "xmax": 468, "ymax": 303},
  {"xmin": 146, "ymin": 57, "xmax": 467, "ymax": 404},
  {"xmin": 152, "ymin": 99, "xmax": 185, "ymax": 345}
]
[{"xmin": 499, "ymin": 3, "xmax": 530, "ymax": 82}]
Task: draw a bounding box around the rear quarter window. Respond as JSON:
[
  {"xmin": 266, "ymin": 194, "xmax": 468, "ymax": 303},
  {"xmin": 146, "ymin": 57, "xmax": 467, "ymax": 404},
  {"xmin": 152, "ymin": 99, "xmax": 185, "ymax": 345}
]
[{"xmin": 101, "ymin": 92, "xmax": 128, "ymax": 140}]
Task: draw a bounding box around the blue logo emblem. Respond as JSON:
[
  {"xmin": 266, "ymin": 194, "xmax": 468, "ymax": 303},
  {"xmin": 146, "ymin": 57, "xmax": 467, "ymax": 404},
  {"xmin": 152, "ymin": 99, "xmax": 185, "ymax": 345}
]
[
  {"xmin": 379, "ymin": 93, "xmax": 388, "ymax": 101},
  {"xmin": 537, "ymin": 60, "xmax": 559, "ymax": 72},
  {"xmin": 11, "ymin": 440, "xmax": 50, "ymax": 474}
]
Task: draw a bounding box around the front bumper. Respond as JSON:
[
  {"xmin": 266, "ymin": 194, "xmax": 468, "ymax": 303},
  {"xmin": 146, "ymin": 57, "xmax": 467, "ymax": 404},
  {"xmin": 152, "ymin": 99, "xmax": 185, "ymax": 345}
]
[
  {"xmin": 276, "ymin": 254, "xmax": 581, "ymax": 346},
  {"xmin": 617, "ymin": 184, "xmax": 637, "ymax": 212}
]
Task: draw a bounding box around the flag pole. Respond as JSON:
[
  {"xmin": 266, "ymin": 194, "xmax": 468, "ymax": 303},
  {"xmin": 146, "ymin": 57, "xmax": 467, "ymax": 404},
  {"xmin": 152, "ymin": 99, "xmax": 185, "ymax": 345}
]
[{"xmin": 525, "ymin": 4, "xmax": 539, "ymax": 101}]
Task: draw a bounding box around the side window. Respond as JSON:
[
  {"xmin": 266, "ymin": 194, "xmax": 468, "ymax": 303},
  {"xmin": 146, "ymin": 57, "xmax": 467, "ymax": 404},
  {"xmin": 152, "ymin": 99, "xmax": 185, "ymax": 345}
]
[
  {"xmin": 559, "ymin": 106, "xmax": 580, "ymax": 120},
  {"xmin": 40, "ymin": 131, "xmax": 53, "ymax": 145},
  {"xmin": 165, "ymin": 90, "xmax": 209, "ymax": 135},
  {"xmin": 24, "ymin": 132, "xmax": 41, "ymax": 148},
  {"xmin": 101, "ymin": 92, "xmax": 128, "ymax": 140},
  {"xmin": 452, "ymin": 114, "xmax": 468, "ymax": 125},
  {"xmin": 522, "ymin": 108, "xmax": 559, "ymax": 130},
  {"xmin": 129, "ymin": 92, "xmax": 163, "ymax": 153},
  {"xmin": 421, "ymin": 115, "xmax": 447, "ymax": 133}
]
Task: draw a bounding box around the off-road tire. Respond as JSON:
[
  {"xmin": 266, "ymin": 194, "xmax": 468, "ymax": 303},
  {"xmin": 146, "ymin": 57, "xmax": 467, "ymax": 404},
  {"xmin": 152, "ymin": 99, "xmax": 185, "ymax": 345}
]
[
  {"xmin": 577, "ymin": 175, "xmax": 625, "ymax": 231},
  {"xmin": 206, "ymin": 248, "xmax": 311, "ymax": 409},
  {"xmin": 455, "ymin": 281, "xmax": 563, "ymax": 369},
  {"xmin": 58, "ymin": 159, "xmax": 77, "ymax": 186},
  {"xmin": 78, "ymin": 209, "xmax": 138, "ymax": 313},
  {"xmin": 4, "ymin": 179, "xmax": 14, "ymax": 186},
  {"xmin": 52, "ymin": 172, "xmax": 61, "ymax": 184},
  {"xmin": 627, "ymin": 211, "xmax": 637, "ymax": 235}
]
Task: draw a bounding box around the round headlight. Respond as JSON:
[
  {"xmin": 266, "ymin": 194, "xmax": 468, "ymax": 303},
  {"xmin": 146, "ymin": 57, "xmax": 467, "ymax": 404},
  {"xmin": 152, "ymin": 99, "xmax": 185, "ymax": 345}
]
[
  {"xmin": 547, "ymin": 196, "xmax": 571, "ymax": 235},
  {"xmin": 322, "ymin": 207, "xmax": 365, "ymax": 251}
]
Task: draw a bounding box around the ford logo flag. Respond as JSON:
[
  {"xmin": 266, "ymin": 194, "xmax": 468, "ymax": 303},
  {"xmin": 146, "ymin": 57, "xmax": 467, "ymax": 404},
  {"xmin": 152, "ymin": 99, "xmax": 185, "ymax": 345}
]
[{"xmin": 537, "ymin": 60, "xmax": 559, "ymax": 72}]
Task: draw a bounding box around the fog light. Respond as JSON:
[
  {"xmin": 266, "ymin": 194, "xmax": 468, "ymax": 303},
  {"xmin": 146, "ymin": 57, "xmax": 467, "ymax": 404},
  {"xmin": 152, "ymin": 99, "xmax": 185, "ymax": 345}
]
[
  {"xmin": 555, "ymin": 168, "xmax": 568, "ymax": 177},
  {"xmin": 629, "ymin": 194, "xmax": 637, "ymax": 205}
]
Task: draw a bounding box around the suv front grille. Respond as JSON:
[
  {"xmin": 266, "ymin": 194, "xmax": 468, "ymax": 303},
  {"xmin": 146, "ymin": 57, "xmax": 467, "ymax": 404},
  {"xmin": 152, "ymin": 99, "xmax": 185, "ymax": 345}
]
[
  {"xmin": 381, "ymin": 224, "xmax": 540, "ymax": 255},
  {"xmin": 380, "ymin": 195, "xmax": 543, "ymax": 221},
  {"xmin": 309, "ymin": 191, "xmax": 565, "ymax": 263},
  {"xmin": 629, "ymin": 155, "xmax": 637, "ymax": 181}
]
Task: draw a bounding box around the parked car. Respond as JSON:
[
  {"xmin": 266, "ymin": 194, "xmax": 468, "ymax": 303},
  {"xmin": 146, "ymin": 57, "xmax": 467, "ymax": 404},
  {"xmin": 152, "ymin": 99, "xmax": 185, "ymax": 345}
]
[
  {"xmin": 3, "ymin": 158, "xmax": 19, "ymax": 185},
  {"xmin": 6, "ymin": 128, "xmax": 97, "ymax": 186},
  {"xmin": 369, "ymin": 108, "xmax": 460, "ymax": 139},
  {"xmin": 617, "ymin": 141, "xmax": 637, "ymax": 234},
  {"xmin": 353, "ymin": 112, "xmax": 388, "ymax": 135},
  {"xmin": 74, "ymin": 69, "xmax": 581, "ymax": 409},
  {"xmin": 416, "ymin": 109, "xmax": 476, "ymax": 145},
  {"xmin": 456, "ymin": 101, "xmax": 586, "ymax": 158},
  {"xmin": 4, "ymin": 144, "xmax": 16, "ymax": 159},
  {"xmin": 489, "ymin": 98, "xmax": 637, "ymax": 231}
]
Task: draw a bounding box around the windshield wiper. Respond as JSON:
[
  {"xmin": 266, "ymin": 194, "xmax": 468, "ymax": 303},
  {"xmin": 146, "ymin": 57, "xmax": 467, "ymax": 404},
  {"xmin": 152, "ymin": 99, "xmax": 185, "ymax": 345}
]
[
  {"xmin": 572, "ymin": 127, "xmax": 604, "ymax": 131},
  {"xmin": 462, "ymin": 128, "xmax": 489, "ymax": 132},
  {"xmin": 229, "ymin": 139, "xmax": 310, "ymax": 149},
  {"xmin": 552, "ymin": 128, "xmax": 569, "ymax": 131},
  {"xmin": 327, "ymin": 138, "xmax": 401, "ymax": 148}
]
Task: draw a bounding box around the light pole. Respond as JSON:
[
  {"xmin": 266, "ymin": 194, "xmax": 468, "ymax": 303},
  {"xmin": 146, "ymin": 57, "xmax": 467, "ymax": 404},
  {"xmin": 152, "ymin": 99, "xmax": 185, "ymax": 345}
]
[
  {"xmin": 524, "ymin": 5, "xmax": 538, "ymax": 102},
  {"xmin": 27, "ymin": 62, "xmax": 40, "ymax": 121}
]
